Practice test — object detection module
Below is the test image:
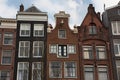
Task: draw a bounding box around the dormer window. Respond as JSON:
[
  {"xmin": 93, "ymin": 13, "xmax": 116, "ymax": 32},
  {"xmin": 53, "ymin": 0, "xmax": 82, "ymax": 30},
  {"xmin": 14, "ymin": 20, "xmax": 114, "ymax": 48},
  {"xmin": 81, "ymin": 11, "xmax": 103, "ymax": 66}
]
[{"xmin": 89, "ymin": 25, "xmax": 97, "ymax": 34}]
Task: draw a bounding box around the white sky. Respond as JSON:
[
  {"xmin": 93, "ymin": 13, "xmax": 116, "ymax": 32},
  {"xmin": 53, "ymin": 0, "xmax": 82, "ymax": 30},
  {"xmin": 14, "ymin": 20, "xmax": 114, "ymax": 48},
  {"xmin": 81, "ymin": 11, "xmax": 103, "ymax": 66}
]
[{"xmin": 0, "ymin": 0, "xmax": 119, "ymax": 28}]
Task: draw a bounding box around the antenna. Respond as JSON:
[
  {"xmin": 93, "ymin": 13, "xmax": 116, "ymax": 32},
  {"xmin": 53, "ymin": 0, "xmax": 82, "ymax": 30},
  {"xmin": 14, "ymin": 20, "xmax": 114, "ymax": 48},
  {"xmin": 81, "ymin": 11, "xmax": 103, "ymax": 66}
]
[{"xmin": 104, "ymin": 4, "xmax": 105, "ymax": 11}]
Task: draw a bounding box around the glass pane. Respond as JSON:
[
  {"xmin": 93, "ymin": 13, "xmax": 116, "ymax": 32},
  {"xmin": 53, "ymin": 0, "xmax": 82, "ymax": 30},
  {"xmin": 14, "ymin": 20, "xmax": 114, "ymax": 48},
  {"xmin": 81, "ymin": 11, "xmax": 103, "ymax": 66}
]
[{"xmin": 117, "ymin": 21, "xmax": 120, "ymax": 33}]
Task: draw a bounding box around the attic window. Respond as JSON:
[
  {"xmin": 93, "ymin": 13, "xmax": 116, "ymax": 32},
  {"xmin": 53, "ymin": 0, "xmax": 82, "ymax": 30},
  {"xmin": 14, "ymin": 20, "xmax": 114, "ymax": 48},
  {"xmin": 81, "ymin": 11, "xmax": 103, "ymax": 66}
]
[
  {"xmin": 89, "ymin": 23, "xmax": 97, "ymax": 34},
  {"xmin": 118, "ymin": 9, "xmax": 120, "ymax": 15}
]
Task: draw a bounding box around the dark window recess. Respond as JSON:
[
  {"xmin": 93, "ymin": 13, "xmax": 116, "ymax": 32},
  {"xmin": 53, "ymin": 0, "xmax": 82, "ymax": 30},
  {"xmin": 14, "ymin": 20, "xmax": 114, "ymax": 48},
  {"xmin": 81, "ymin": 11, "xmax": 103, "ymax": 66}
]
[{"xmin": 58, "ymin": 45, "xmax": 67, "ymax": 57}]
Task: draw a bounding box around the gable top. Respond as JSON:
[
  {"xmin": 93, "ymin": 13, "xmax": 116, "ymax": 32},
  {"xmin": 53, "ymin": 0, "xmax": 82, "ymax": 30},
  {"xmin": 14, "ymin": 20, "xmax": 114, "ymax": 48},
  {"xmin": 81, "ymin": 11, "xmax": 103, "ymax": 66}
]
[{"xmin": 25, "ymin": 5, "xmax": 41, "ymax": 12}]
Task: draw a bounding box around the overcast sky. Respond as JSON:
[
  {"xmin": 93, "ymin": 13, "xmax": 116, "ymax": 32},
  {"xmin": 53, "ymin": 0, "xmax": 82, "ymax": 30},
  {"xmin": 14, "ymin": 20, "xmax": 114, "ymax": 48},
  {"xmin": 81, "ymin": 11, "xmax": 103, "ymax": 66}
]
[{"xmin": 0, "ymin": 0, "xmax": 119, "ymax": 28}]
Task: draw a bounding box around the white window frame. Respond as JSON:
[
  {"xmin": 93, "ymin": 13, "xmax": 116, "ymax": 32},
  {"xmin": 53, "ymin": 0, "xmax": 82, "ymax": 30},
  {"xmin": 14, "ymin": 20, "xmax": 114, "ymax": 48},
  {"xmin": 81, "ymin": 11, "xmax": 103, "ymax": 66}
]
[
  {"xmin": 49, "ymin": 44, "xmax": 58, "ymax": 53},
  {"xmin": 3, "ymin": 33, "xmax": 13, "ymax": 45},
  {"xmin": 49, "ymin": 61, "xmax": 62, "ymax": 78},
  {"xmin": 64, "ymin": 62, "xmax": 77, "ymax": 78},
  {"xmin": 1, "ymin": 50, "xmax": 12, "ymax": 65},
  {"xmin": 32, "ymin": 62, "xmax": 42, "ymax": 80},
  {"xmin": 83, "ymin": 46, "xmax": 93, "ymax": 59},
  {"xmin": 111, "ymin": 21, "xmax": 120, "ymax": 35},
  {"xmin": 57, "ymin": 45, "xmax": 68, "ymax": 58},
  {"xmin": 20, "ymin": 23, "xmax": 30, "ymax": 36},
  {"xmin": 58, "ymin": 29, "xmax": 66, "ymax": 39},
  {"xmin": 96, "ymin": 46, "xmax": 106, "ymax": 59},
  {"xmin": 33, "ymin": 41, "xmax": 44, "ymax": 58},
  {"xmin": 18, "ymin": 41, "xmax": 30, "ymax": 58},
  {"xmin": 33, "ymin": 24, "xmax": 44, "ymax": 37},
  {"xmin": 0, "ymin": 70, "xmax": 10, "ymax": 80},
  {"xmin": 17, "ymin": 62, "xmax": 29, "ymax": 80},
  {"xmin": 114, "ymin": 39, "xmax": 120, "ymax": 56},
  {"xmin": 84, "ymin": 65, "xmax": 94, "ymax": 80},
  {"xmin": 98, "ymin": 66, "xmax": 109, "ymax": 80},
  {"xmin": 67, "ymin": 45, "xmax": 76, "ymax": 54}
]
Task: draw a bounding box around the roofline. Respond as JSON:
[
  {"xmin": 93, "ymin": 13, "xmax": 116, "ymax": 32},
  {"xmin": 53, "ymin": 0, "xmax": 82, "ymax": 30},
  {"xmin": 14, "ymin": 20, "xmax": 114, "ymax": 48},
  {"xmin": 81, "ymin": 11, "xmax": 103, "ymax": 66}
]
[
  {"xmin": 0, "ymin": 18, "xmax": 16, "ymax": 23},
  {"xmin": 17, "ymin": 11, "xmax": 47, "ymax": 15},
  {"xmin": 105, "ymin": 5, "xmax": 119, "ymax": 10}
]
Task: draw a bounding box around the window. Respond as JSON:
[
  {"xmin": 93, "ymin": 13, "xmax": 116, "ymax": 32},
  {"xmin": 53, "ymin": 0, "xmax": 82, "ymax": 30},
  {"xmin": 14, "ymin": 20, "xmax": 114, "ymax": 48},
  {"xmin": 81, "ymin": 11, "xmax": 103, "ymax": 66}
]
[
  {"xmin": 116, "ymin": 61, "xmax": 120, "ymax": 80},
  {"xmin": 20, "ymin": 23, "xmax": 30, "ymax": 36},
  {"xmin": 33, "ymin": 41, "xmax": 44, "ymax": 57},
  {"xmin": 0, "ymin": 33, "xmax": 2, "ymax": 39},
  {"xmin": 4, "ymin": 33, "xmax": 13, "ymax": 45},
  {"xmin": 49, "ymin": 44, "xmax": 57, "ymax": 53},
  {"xmin": 17, "ymin": 62, "xmax": 29, "ymax": 80},
  {"xmin": 49, "ymin": 62, "xmax": 61, "ymax": 78},
  {"xmin": 89, "ymin": 25, "xmax": 97, "ymax": 34},
  {"xmin": 114, "ymin": 39, "xmax": 120, "ymax": 56},
  {"xmin": 0, "ymin": 71, "xmax": 10, "ymax": 80},
  {"xmin": 84, "ymin": 65, "xmax": 94, "ymax": 80},
  {"xmin": 83, "ymin": 46, "xmax": 93, "ymax": 59},
  {"xmin": 68, "ymin": 45, "xmax": 76, "ymax": 54},
  {"xmin": 118, "ymin": 9, "xmax": 120, "ymax": 15},
  {"xmin": 34, "ymin": 24, "xmax": 44, "ymax": 37},
  {"xmin": 19, "ymin": 41, "xmax": 30, "ymax": 58},
  {"xmin": 32, "ymin": 62, "xmax": 42, "ymax": 80},
  {"xmin": 58, "ymin": 45, "xmax": 67, "ymax": 57},
  {"xmin": 64, "ymin": 62, "xmax": 77, "ymax": 78},
  {"xmin": 58, "ymin": 30, "xmax": 66, "ymax": 38},
  {"xmin": 111, "ymin": 21, "xmax": 120, "ymax": 35},
  {"xmin": 1, "ymin": 50, "xmax": 12, "ymax": 65},
  {"xmin": 96, "ymin": 46, "xmax": 106, "ymax": 59},
  {"xmin": 98, "ymin": 66, "xmax": 108, "ymax": 80}
]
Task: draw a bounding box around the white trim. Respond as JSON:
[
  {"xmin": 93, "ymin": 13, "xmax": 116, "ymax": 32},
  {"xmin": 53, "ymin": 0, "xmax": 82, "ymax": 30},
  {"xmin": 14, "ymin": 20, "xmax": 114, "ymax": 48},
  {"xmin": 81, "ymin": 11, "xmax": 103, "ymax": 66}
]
[
  {"xmin": 32, "ymin": 62, "xmax": 42, "ymax": 80},
  {"xmin": 33, "ymin": 41, "xmax": 44, "ymax": 58},
  {"xmin": 18, "ymin": 41, "xmax": 30, "ymax": 58},
  {"xmin": 58, "ymin": 29, "xmax": 66, "ymax": 39},
  {"xmin": 17, "ymin": 62, "xmax": 29, "ymax": 80},
  {"xmin": 64, "ymin": 61, "xmax": 77, "ymax": 78},
  {"xmin": 49, "ymin": 61, "xmax": 62, "ymax": 78},
  {"xmin": 17, "ymin": 15, "xmax": 47, "ymax": 21}
]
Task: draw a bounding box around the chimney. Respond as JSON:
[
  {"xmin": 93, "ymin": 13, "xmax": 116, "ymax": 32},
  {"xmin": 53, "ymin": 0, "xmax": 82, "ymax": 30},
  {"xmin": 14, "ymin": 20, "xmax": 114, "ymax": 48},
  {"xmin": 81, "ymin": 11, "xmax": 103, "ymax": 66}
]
[
  {"xmin": 88, "ymin": 4, "xmax": 95, "ymax": 13},
  {"xmin": 19, "ymin": 4, "xmax": 24, "ymax": 12},
  {"xmin": 97, "ymin": 12, "xmax": 101, "ymax": 19}
]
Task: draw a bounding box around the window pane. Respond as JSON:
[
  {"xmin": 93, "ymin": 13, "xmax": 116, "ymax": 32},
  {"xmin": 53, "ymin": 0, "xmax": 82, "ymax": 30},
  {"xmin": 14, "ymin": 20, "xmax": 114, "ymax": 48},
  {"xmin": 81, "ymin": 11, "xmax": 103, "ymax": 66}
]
[
  {"xmin": 96, "ymin": 46, "xmax": 106, "ymax": 59},
  {"xmin": 89, "ymin": 25, "xmax": 97, "ymax": 34},
  {"xmin": 59, "ymin": 30, "xmax": 66, "ymax": 38},
  {"xmin": 49, "ymin": 62, "xmax": 61, "ymax": 78},
  {"xmin": 50, "ymin": 44, "xmax": 57, "ymax": 53},
  {"xmin": 19, "ymin": 41, "xmax": 30, "ymax": 58},
  {"xmin": 114, "ymin": 39, "xmax": 120, "ymax": 55},
  {"xmin": 32, "ymin": 62, "xmax": 42, "ymax": 80},
  {"xmin": 64, "ymin": 62, "xmax": 76, "ymax": 78},
  {"xmin": 4, "ymin": 33, "xmax": 13, "ymax": 45},
  {"xmin": 33, "ymin": 41, "xmax": 44, "ymax": 57},
  {"xmin": 58, "ymin": 45, "xmax": 67, "ymax": 57},
  {"xmin": 34, "ymin": 24, "xmax": 44, "ymax": 37},
  {"xmin": 98, "ymin": 67, "xmax": 108, "ymax": 80},
  {"xmin": 2, "ymin": 50, "xmax": 12, "ymax": 64},
  {"xmin": 117, "ymin": 22, "xmax": 120, "ymax": 33},
  {"xmin": 17, "ymin": 62, "xmax": 29, "ymax": 80},
  {"xmin": 68, "ymin": 45, "xmax": 76, "ymax": 54},
  {"xmin": 83, "ymin": 46, "xmax": 93, "ymax": 59},
  {"xmin": 0, "ymin": 71, "xmax": 10, "ymax": 80},
  {"xmin": 112, "ymin": 22, "xmax": 117, "ymax": 34},
  {"xmin": 20, "ymin": 23, "xmax": 30, "ymax": 36},
  {"xmin": 84, "ymin": 66, "xmax": 94, "ymax": 80}
]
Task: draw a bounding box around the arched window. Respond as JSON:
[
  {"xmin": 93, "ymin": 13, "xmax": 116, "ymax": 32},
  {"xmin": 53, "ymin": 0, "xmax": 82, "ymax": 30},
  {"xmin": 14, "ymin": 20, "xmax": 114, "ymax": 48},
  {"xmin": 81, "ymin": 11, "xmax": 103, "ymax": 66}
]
[{"xmin": 89, "ymin": 25, "xmax": 97, "ymax": 34}]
